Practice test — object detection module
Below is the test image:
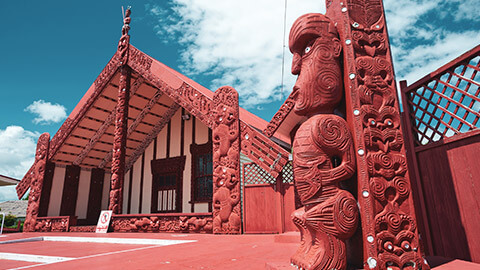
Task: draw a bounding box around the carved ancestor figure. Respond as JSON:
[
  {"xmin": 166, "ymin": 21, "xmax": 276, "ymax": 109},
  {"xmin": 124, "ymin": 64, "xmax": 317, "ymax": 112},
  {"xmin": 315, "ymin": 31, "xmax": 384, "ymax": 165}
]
[
  {"xmin": 289, "ymin": 13, "xmax": 359, "ymax": 269},
  {"xmin": 211, "ymin": 86, "xmax": 241, "ymax": 234}
]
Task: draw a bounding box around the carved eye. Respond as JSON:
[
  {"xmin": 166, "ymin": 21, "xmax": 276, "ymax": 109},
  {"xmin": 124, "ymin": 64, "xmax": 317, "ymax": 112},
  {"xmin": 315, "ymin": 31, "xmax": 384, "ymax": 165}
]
[
  {"xmin": 368, "ymin": 118, "xmax": 376, "ymax": 126},
  {"xmin": 384, "ymin": 241, "xmax": 394, "ymax": 251},
  {"xmin": 385, "ymin": 118, "xmax": 393, "ymax": 127},
  {"xmin": 305, "ymin": 46, "xmax": 311, "ymax": 54},
  {"xmin": 401, "ymin": 241, "xmax": 411, "ymax": 251}
]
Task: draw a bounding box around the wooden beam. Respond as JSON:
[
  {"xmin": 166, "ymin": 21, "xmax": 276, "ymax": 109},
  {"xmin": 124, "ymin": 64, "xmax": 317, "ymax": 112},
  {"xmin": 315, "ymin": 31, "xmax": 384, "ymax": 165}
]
[
  {"xmin": 99, "ymin": 87, "xmax": 164, "ymax": 168},
  {"xmin": 73, "ymin": 78, "xmax": 144, "ymax": 166},
  {"xmin": 126, "ymin": 104, "xmax": 180, "ymax": 171}
]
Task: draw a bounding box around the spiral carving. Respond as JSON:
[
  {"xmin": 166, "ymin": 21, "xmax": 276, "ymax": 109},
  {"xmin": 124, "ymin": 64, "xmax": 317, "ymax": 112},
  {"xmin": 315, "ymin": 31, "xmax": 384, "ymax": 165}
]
[
  {"xmin": 370, "ymin": 177, "xmax": 387, "ymax": 201},
  {"xmin": 313, "ymin": 116, "xmax": 349, "ymax": 151},
  {"xmin": 393, "ymin": 177, "xmax": 410, "ymax": 201},
  {"xmin": 316, "ymin": 68, "xmax": 341, "ymax": 92},
  {"xmin": 334, "ymin": 192, "xmax": 359, "ymax": 238}
]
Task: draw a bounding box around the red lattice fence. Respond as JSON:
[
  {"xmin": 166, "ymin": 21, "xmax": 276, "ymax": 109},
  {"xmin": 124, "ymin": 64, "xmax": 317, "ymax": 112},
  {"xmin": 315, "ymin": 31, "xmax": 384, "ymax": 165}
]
[{"xmin": 401, "ymin": 45, "xmax": 480, "ymax": 145}]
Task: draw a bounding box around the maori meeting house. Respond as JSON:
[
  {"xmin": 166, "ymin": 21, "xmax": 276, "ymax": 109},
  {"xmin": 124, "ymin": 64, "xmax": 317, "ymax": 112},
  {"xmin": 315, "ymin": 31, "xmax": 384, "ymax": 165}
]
[{"xmin": 16, "ymin": 1, "xmax": 480, "ymax": 269}]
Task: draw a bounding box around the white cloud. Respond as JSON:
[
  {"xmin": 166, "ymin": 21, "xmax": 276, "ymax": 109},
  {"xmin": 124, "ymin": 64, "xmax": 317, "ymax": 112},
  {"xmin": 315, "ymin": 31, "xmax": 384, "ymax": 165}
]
[
  {"xmin": 0, "ymin": 186, "xmax": 19, "ymax": 202},
  {"xmin": 384, "ymin": 0, "xmax": 480, "ymax": 84},
  {"xmin": 151, "ymin": 0, "xmax": 479, "ymax": 109},
  {"xmin": 152, "ymin": 0, "xmax": 324, "ymax": 108},
  {"xmin": 0, "ymin": 126, "xmax": 39, "ymax": 180},
  {"xmin": 25, "ymin": 100, "xmax": 67, "ymax": 125}
]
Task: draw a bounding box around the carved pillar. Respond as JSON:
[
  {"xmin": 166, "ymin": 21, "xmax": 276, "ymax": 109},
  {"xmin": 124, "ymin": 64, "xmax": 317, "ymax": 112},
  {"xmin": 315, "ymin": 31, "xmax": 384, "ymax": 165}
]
[
  {"xmin": 326, "ymin": 0, "xmax": 429, "ymax": 269},
  {"xmin": 24, "ymin": 133, "xmax": 50, "ymax": 232},
  {"xmin": 109, "ymin": 7, "xmax": 131, "ymax": 214},
  {"xmin": 109, "ymin": 65, "xmax": 130, "ymax": 214},
  {"xmin": 212, "ymin": 86, "xmax": 241, "ymax": 234}
]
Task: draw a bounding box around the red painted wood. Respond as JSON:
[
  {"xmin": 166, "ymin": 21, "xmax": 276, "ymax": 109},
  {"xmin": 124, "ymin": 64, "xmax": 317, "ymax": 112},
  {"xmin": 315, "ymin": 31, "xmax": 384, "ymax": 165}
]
[
  {"xmin": 38, "ymin": 162, "xmax": 55, "ymax": 217},
  {"xmin": 282, "ymin": 183, "xmax": 297, "ymax": 232},
  {"xmin": 416, "ymin": 134, "xmax": 480, "ymax": 262},
  {"xmin": 244, "ymin": 184, "xmax": 278, "ymax": 233},
  {"xmin": 86, "ymin": 168, "xmax": 105, "ymax": 224},
  {"xmin": 60, "ymin": 165, "xmax": 81, "ymax": 216}
]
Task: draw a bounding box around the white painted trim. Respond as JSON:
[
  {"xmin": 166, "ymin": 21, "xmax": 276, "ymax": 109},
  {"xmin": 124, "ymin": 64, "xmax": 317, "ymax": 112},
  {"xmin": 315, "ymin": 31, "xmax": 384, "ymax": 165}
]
[
  {"xmin": 42, "ymin": 236, "xmax": 196, "ymax": 245},
  {"xmin": 0, "ymin": 252, "xmax": 73, "ymax": 263}
]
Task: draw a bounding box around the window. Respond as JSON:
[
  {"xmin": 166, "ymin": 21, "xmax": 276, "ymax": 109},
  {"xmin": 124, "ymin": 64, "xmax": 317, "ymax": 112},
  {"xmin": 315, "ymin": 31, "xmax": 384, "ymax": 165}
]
[
  {"xmin": 190, "ymin": 142, "xmax": 213, "ymax": 203},
  {"xmin": 151, "ymin": 156, "xmax": 186, "ymax": 213}
]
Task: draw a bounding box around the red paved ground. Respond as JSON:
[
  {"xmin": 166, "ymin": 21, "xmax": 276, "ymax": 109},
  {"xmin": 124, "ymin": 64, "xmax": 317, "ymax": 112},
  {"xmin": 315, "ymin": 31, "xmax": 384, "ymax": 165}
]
[
  {"xmin": 1, "ymin": 232, "xmax": 479, "ymax": 269},
  {"xmin": 0, "ymin": 232, "xmax": 297, "ymax": 270}
]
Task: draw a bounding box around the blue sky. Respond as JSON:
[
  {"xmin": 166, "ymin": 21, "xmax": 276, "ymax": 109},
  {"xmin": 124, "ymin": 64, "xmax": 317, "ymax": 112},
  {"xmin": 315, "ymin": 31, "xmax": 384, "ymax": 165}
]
[{"xmin": 0, "ymin": 0, "xmax": 479, "ymax": 201}]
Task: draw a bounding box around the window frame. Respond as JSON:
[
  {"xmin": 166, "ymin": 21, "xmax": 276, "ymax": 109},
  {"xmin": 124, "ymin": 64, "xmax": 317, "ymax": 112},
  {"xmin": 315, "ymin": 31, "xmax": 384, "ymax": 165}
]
[
  {"xmin": 190, "ymin": 142, "xmax": 213, "ymax": 204},
  {"xmin": 150, "ymin": 156, "xmax": 186, "ymax": 213}
]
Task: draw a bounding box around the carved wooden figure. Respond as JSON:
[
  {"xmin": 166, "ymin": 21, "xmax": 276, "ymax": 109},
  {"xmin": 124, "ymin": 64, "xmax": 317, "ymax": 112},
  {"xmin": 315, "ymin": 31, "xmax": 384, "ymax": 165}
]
[
  {"xmin": 289, "ymin": 13, "xmax": 359, "ymax": 269},
  {"xmin": 23, "ymin": 133, "xmax": 50, "ymax": 232},
  {"xmin": 212, "ymin": 86, "xmax": 241, "ymax": 234}
]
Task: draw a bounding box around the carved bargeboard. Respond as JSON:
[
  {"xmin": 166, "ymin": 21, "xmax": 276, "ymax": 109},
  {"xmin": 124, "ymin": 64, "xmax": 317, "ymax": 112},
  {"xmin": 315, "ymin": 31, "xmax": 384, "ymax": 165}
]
[{"xmin": 24, "ymin": 133, "xmax": 50, "ymax": 232}]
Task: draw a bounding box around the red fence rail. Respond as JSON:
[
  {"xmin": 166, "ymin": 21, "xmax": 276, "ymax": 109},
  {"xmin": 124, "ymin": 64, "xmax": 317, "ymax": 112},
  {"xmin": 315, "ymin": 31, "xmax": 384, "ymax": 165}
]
[{"xmin": 401, "ymin": 45, "xmax": 480, "ymax": 145}]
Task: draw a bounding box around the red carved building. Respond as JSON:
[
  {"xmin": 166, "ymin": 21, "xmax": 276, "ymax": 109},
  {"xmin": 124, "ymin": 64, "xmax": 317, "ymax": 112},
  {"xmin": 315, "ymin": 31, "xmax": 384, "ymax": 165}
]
[{"xmin": 16, "ymin": 1, "xmax": 480, "ymax": 269}]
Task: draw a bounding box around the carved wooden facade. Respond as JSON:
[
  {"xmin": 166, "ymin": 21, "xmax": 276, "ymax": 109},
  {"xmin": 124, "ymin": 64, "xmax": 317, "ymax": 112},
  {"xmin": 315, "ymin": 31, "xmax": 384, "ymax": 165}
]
[{"xmin": 16, "ymin": 7, "xmax": 290, "ymax": 236}]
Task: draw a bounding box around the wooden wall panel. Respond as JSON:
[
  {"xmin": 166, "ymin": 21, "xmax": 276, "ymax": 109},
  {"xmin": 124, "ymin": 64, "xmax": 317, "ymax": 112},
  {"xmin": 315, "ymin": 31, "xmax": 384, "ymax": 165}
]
[
  {"xmin": 183, "ymin": 115, "xmax": 193, "ymax": 213},
  {"xmin": 157, "ymin": 126, "xmax": 167, "ymax": 159},
  {"xmin": 130, "ymin": 158, "xmax": 142, "ymax": 214},
  {"xmin": 416, "ymin": 134, "xmax": 480, "ymax": 262},
  {"xmin": 101, "ymin": 173, "xmax": 110, "ymax": 211},
  {"xmin": 86, "ymin": 168, "xmax": 105, "ymax": 224},
  {"xmin": 39, "ymin": 162, "xmax": 55, "ymax": 217},
  {"xmin": 75, "ymin": 169, "xmax": 91, "ymax": 220},
  {"xmin": 282, "ymin": 183, "xmax": 297, "ymax": 232},
  {"xmin": 196, "ymin": 118, "xmax": 209, "ymax": 144},
  {"xmin": 60, "ymin": 165, "xmax": 81, "ymax": 216},
  {"xmin": 123, "ymin": 170, "xmax": 130, "ymax": 214},
  {"xmin": 48, "ymin": 166, "xmax": 66, "ymax": 216},
  {"xmin": 243, "ymin": 184, "xmax": 278, "ymax": 233},
  {"xmin": 142, "ymin": 142, "xmax": 154, "ymax": 213},
  {"xmin": 170, "ymin": 110, "xmax": 181, "ymax": 157}
]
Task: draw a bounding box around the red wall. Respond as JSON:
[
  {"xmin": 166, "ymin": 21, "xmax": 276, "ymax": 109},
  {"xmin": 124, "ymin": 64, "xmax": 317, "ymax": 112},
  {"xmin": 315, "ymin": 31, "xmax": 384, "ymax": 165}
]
[{"xmin": 415, "ymin": 132, "xmax": 480, "ymax": 262}]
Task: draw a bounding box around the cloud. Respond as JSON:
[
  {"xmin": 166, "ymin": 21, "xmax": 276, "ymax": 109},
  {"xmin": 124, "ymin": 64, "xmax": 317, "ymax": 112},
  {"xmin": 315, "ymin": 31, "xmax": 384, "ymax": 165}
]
[
  {"xmin": 384, "ymin": 0, "xmax": 480, "ymax": 84},
  {"xmin": 25, "ymin": 100, "xmax": 67, "ymax": 125},
  {"xmin": 0, "ymin": 125, "xmax": 40, "ymax": 202},
  {"xmin": 150, "ymin": 0, "xmax": 479, "ymax": 110},
  {"xmin": 0, "ymin": 186, "xmax": 18, "ymax": 202},
  {"xmin": 151, "ymin": 0, "xmax": 324, "ymax": 108},
  {"xmin": 0, "ymin": 126, "xmax": 39, "ymax": 180}
]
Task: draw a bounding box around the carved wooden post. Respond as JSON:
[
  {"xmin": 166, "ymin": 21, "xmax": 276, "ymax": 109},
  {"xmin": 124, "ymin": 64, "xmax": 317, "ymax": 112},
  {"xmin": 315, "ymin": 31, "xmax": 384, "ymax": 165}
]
[
  {"xmin": 109, "ymin": 7, "xmax": 131, "ymax": 214},
  {"xmin": 24, "ymin": 133, "xmax": 50, "ymax": 232},
  {"xmin": 212, "ymin": 86, "xmax": 241, "ymax": 234},
  {"xmin": 288, "ymin": 13, "xmax": 359, "ymax": 269},
  {"xmin": 326, "ymin": 0, "xmax": 430, "ymax": 269}
]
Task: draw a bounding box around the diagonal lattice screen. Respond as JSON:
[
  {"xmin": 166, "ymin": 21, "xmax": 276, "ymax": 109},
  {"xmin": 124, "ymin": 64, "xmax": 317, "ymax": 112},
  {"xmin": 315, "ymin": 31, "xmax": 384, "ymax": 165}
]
[
  {"xmin": 282, "ymin": 161, "xmax": 294, "ymax": 184},
  {"xmin": 402, "ymin": 45, "xmax": 480, "ymax": 146},
  {"xmin": 243, "ymin": 162, "xmax": 276, "ymax": 185}
]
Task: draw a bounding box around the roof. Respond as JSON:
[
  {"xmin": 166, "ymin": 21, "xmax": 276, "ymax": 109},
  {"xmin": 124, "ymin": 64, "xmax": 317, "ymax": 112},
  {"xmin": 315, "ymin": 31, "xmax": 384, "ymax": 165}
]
[
  {"xmin": 0, "ymin": 175, "xmax": 20, "ymax": 186},
  {"xmin": 17, "ymin": 44, "xmax": 291, "ymax": 198},
  {"xmin": 0, "ymin": 200, "xmax": 28, "ymax": 218}
]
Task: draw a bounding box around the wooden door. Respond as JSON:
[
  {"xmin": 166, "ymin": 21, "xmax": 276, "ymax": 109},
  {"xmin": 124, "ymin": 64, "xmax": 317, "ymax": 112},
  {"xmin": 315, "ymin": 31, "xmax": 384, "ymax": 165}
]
[{"xmin": 243, "ymin": 162, "xmax": 279, "ymax": 233}]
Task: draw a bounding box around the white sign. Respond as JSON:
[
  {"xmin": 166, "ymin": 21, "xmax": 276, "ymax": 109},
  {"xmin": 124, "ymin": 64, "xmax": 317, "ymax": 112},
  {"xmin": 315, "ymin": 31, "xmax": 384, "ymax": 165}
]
[{"xmin": 96, "ymin": 210, "xmax": 113, "ymax": 233}]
